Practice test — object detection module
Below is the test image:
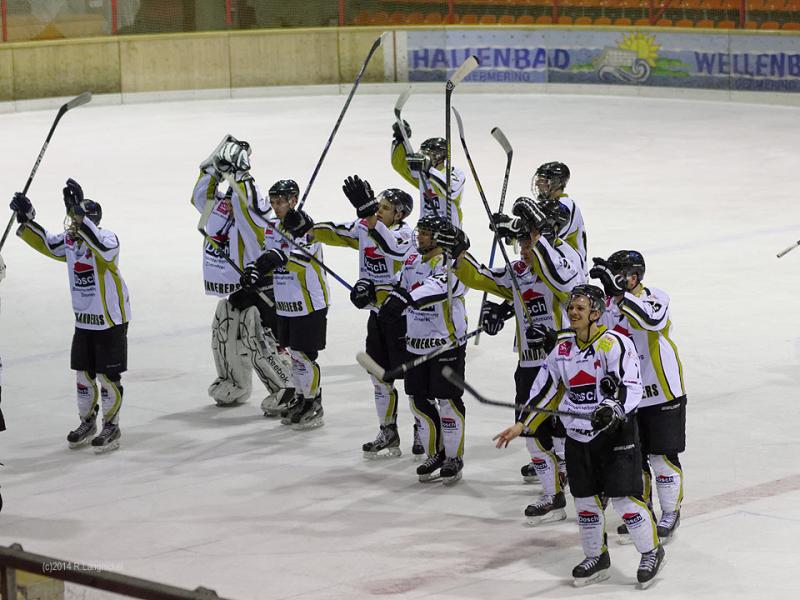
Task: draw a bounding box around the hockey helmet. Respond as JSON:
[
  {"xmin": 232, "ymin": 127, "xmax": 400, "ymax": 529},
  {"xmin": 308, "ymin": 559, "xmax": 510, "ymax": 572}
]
[
  {"xmin": 532, "ymin": 161, "xmax": 570, "ymax": 199},
  {"xmin": 608, "ymin": 250, "xmax": 646, "ymax": 281},
  {"xmin": 420, "ymin": 137, "xmax": 447, "ymax": 168},
  {"xmin": 268, "ymin": 179, "xmax": 300, "ymax": 199},
  {"xmin": 81, "ymin": 199, "xmax": 102, "ymax": 226},
  {"xmin": 569, "ymin": 284, "xmax": 606, "ymax": 314},
  {"xmin": 378, "ymin": 188, "xmax": 413, "ymax": 218},
  {"xmin": 414, "ymin": 214, "xmax": 446, "ymax": 253}
]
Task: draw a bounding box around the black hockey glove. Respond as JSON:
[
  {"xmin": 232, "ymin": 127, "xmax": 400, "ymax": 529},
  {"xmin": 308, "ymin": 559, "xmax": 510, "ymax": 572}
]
[
  {"xmin": 406, "ymin": 152, "xmax": 431, "ymax": 175},
  {"xmin": 240, "ymin": 265, "xmax": 261, "ymax": 291},
  {"xmin": 525, "ymin": 323, "xmax": 558, "ymax": 353},
  {"xmin": 9, "ymin": 192, "xmax": 35, "ymax": 224},
  {"xmin": 599, "ymin": 375, "xmax": 618, "ymax": 400},
  {"xmin": 392, "ymin": 119, "xmax": 411, "ymax": 144},
  {"xmin": 349, "ymin": 278, "xmax": 376, "ymax": 309},
  {"xmin": 342, "ymin": 175, "xmax": 378, "ymax": 218},
  {"xmin": 512, "ymin": 196, "xmax": 547, "ymax": 231},
  {"xmin": 214, "ymin": 140, "xmax": 251, "ymax": 175},
  {"xmin": 436, "ymin": 223, "xmax": 470, "ymax": 257},
  {"xmin": 589, "ymin": 257, "xmax": 626, "ymax": 296},
  {"xmin": 379, "ymin": 286, "xmax": 415, "ymax": 320},
  {"xmin": 255, "ymin": 249, "xmax": 288, "ymax": 274},
  {"xmin": 480, "ymin": 301, "xmax": 514, "ymax": 336},
  {"xmin": 591, "ymin": 398, "xmax": 626, "ymax": 433},
  {"xmin": 63, "ymin": 178, "xmax": 84, "ymax": 217},
  {"xmin": 490, "ymin": 212, "xmax": 525, "ymax": 241},
  {"xmin": 283, "ymin": 209, "xmax": 314, "ymax": 237}
]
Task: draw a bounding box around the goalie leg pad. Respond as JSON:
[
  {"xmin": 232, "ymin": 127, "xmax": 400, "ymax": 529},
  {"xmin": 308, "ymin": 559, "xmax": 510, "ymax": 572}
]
[
  {"xmin": 76, "ymin": 370, "xmax": 99, "ymax": 420},
  {"xmin": 238, "ymin": 306, "xmax": 292, "ymax": 394},
  {"xmin": 209, "ymin": 299, "xmax": 252, "ymax": 405}
]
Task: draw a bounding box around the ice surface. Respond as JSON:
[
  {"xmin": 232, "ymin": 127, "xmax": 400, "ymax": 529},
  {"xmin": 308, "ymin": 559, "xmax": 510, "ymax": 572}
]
[{"xmin": 0, "ymin": 92, "xmax": 798, "ymax": 599}]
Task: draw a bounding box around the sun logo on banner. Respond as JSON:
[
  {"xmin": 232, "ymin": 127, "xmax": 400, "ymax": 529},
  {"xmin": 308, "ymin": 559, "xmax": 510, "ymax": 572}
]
[{"xmin": 618, "ymin": 32, "xmax": 661, "ymax": 67}]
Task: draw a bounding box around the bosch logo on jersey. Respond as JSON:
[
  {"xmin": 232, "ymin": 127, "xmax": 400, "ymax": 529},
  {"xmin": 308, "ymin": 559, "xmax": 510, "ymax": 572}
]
[
  {"xmin": 363, "ymin": 247, "xmax": 388, "ymax": 275},
  {"xmin": 578, "ymin": 511, "xmax": 600, "ymax": 525},
  {"xmin": 531, "ymin": 458, "xmax": 548, "ymax": 473},
  {"xmin": 77, "ymin": 383, "xmax": 90, "ymax": 397},
  {"xmin": 73, "ymin": 261, "xmax": 95, "ymax": 288},
  {"xmin": 622, "ymin": 512, "xmax": 644, "ymax": 526},
  {"xmin": 204, "ymin": 234, "xmax": 229, "ymax": 258},
  {"xmin": 655, "ymin": 475, "xmax": 675, "ymax": 484},
  {"xmin": 441, "ymin": 417, "xmax": 456, "ymax": 430},
  {"xmin": 568, "ymin": 370, "xmax": 597, "ymax": 405},
  {"xmin": 522, "ymin": 289, "xmax": 548, "ymax": 316}
]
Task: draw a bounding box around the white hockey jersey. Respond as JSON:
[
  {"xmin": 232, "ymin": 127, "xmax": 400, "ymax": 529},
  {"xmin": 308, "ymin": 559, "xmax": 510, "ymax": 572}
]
[
  {"xmin": 312, "ymin": 218, "xmax": 413, "ymax": 310},
  {"xmin": 18, "ymin": 219, "xmax": 131, "ymax": 331},
  {"xmin": 600, "ymin": 286, "xmax": 685, "ymax": 408},
  {"xmin": 263, "ymin": 219, "xmax": 330, "ymax": 317},
  {"xmin": 192, "ymin": 170, "xmax": 272, "ymax": 297},
  {"xmin": 455, "ymin": 237, "xmax": 584, "ymax": 367},
  {"xmin": 522, "ymin": 326, "xmax": 643, "ymax": 443},
  {"xmin": 557, "ymin": 194, "xmax": 587, "ymax": 273},
  {"xmin": 391, "ymin": 141, "xmax": 466, "ymax": 227},
  {"xmin": 400, "ymin": 251, "xmax": 467, "ymax": 355}
]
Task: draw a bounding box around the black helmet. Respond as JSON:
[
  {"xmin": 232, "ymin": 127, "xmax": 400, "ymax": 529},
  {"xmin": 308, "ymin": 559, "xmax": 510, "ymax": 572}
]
[
  {"xmin": 268, "ymin": 179, "xmax": 299, "ymax": 198},
  {"xmin": 81, "ymin": 199, "xmax": 102, "ymax": 226},
  {"xmin": 420, "ymin": 137, "xmax": 447, "ymax": 167},
  {"xmin": 378, "ymin": 188, "xmax": 413, "ymax": 218},
  {"xmin": 569, "ymin": 284, "xmax": 606, "ymax": 313},
  {"xmin": 608, "ymin": 250, "xmax": 646, "ymax": 281},
  {"xmin": 532, "ymin": 161, "xmax": 570, "ymax": 199},
  {"xmin": 414, "ymin": 214, "xmax": 446, "ymax": 252}
]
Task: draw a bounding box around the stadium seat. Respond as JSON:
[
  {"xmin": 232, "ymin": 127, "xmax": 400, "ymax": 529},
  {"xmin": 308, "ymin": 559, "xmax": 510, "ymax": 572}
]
[
  {"xmin": 407, "ymin": 12, "xmax": 425, "ymax": 24},
  {"xmin": 369, "ymin": 11, "xmax": 389, "ymax": 25},
  {"xmin": 782, "ymin": 20, "xmax": 800, "ymax": 28},
  {"xmin": 614, "ymin": 17, "xmax": 633, "ymax": 25},
  {"xmin": 461, "ymin": 14, "xmax": 479, "ymax": 24},
  {"xmin": 695, "ymin": 18, "xmax": 715, "ymax": 27},
  {"xmin": 353, "ymin": 11, "xmax": 370, "ymax": 26},
  {"xmin": 516, "ymin": 15, "xmax": 536, "ymax": 24},
  {"xmin": 744, "ymin": 21, "xmax": 759, "ymax": 28},
  {"xmin": 479, "ymin": 15, "xmax": 498, "ymax": 24},
  {"xmin": 575, "ymin": 16, "xmax": 593, "ymax": 24},
  {"xmin": 536, "ymin": 15, "xmax": 554, "ymax": 23},
  {"xmin": 389, "ymin": 12, "xmax": 407, "ymax": 25},
  {"xmin": 558, "ymin": 16, "xmax": 574, "ymax": 24},
  {"xmin": 425, "ymin": 12, "xmax": 443, "ymax": 24},
  {"xmin": 634, "ymin": 17, "xmax": 651, "ymax": 25},
  {"xmin": 655, "ymin": 18, "xmax": 673, "ymax": 25},
  {"xmin": 499, "ymin": 15, "xmax": 516, "ymax": 24},
  {"xmin": 760, "ymin": 19, "xmax": 781, "ymax": 27},
  {"xmin": 675, "ymin": 18, "xmax": 695, "ymax": 26},
  {"xmin": 716, "ymin": 19, "xmax": 736, "ymax": 27},
  {"xmin": 594, "ymin": 16, "xmax": 613, "ymax": 24}
]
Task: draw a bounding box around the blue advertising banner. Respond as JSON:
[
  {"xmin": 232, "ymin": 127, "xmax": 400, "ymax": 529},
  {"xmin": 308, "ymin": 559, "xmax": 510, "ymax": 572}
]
[{"xmin": 405, "ymin": 29, "xmax": 800, "ymax": 92}]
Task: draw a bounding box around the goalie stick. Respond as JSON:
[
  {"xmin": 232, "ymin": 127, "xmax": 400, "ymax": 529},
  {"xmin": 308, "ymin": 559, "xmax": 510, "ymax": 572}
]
[
  {"xmin": 1, "ymin": 91, "xmax": 92, "ymax": 251},
  {"xmin": 356, "ymin": 326, "xmax": 483, "ymax": 383},
  {"xmin": 440, "ymin": 366, "xmax": 582, "ymax": 418},
  {"xmin": 475, "ymin": 126, "xmax": 513, "ymax": 345},
  {"xmin": 298, "ymin": 31, "xmax": 389, "ymax": 211},
  {"xmin": 777, "ymin": 240, "xmax": 800, "ymax": 258}
]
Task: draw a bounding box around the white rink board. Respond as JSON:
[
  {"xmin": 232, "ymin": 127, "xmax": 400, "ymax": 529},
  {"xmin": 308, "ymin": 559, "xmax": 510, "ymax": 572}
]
[{"xmin": 0, "ymin": 92, "xmax": 798, "ymax": 599}]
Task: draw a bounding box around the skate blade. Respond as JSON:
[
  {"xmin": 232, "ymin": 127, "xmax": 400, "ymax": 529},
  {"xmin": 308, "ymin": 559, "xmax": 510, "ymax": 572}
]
[
  {"xmin": 215, "ymin": 400, "xmax": 242, "ymax": 407},
  {"xmin": 442, "ymin": 471, "xmax": 463, "ymax": 486},
  {"xmin": 418, "ymin": 472, "xmax": 441, "ymax": 483},
  {"xmin": 522, "ymin": 475, "xmax": 540, "ymax": 484},
  {"xmin": 363, "ymin": 447, "xmax": 402, "ymax": 460},
  {"xmin": 637, "ymin": 556, "xmax": 667, "ymax": 590},
  {"xmin": 411, "ymin": 450, "xmax": 426, "ymax": 462},
  {"xmin": 68, "ymin": 439, "xmax": 91, "ymax": 450},
  {"xmin": 291, "ymin": 418, "xmax": 324, "ymax": 431},
  {"xmin": 658, "ymin": 529, "xmax": 678, "ymax": 545},
  {"xmin": 527, "ymin": 508, "xmax": 567, "ymax": 526},
  {"xmin": 93, "ymin": 440, "xmax": 120, "ymax": 455},
  {"xmin": 573, "ymin": 570, "xmax": 610, "ymax": 588}
]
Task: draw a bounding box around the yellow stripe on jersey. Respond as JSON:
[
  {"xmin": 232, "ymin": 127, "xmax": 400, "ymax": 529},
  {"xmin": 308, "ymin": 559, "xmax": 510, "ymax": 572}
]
[
  {"xmin": 454, "ymin": 254, "xmax": 513, "ymax": 300},
  {"xmin": 312, "ymin": 223, "xmax": 360, "ymax": 250},
  {"xmin": 18, "ymin": 225, "xmax": 67, "ymax": 262}
]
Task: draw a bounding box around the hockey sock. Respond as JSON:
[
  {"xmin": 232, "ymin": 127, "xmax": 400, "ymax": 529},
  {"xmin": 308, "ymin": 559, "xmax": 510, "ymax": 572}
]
[
  {"xmin": 650, "ymin": 454, "xmax": 684, "ymax": 513},
  {"xmin": 210, "ymin": 299, "xmax": 252, "ymax": 404},
  {"xmin": 410, "ymin": 396, "xmax": 440, "ymax": 456},
  {"xmin": 370, "ymin": 374, "xmax": 398, "ymax": 426},
  {"xmin": 438, "ymin": 397, "xmax": 465, "ymax": 459},
  {"xmin": 525, "ymin": 436, "xmax": 561, "ymax": 495},
  {"xmin": 611, "ymin": 496, "xmax": 658, "ymax": 553},
  {"xmin": 642, "ymin": 459, "xmax": 654, "ymax": 509},
  {"xmin": 76, "ymin": 370, "xmax": 99, "ymax": 420},
  {"xmin": 238, "ymin": 306, "xmax": 292, "ymax": 394},
  {"xmin": 98, "ymin": 373, "xmax": 123, "ymax": 425},
  {"xmin": 574, "ymin": 496, "xmax": 608, "ymax": 557},
  {"xmin": 289, "ymin": 349, "xmax": 321, "ymax": 399}
]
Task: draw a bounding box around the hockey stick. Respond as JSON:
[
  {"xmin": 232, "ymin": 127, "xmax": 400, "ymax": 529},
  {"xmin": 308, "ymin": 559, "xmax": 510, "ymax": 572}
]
[
  {"xmin": 394, "ymin": 87, "xmax": 439, "ymax": 215},
  {"xmin": 452, "ymin": 107, "xmax": 532, "ymax": 327},
  {"xmin": 441, "ymin": 366, "xmax": 582, "ymax": 418},
  {"xmin": 356, "ymin": 326, "xmax": 483, "ymax": 383},
  {"xmin": 0, "ymin": 91, "xmax": 92, "ymax": 251},
  {"xmin": 298, "ymin": 31, "xmax": 388, "ymax": 211},
  {"xmin": 777, "ymin": 240, "xmax": 800, "ymax": 258},
  {"xmin": 475, "ymin": 126, "xmax": 513, "ymax": 346}
]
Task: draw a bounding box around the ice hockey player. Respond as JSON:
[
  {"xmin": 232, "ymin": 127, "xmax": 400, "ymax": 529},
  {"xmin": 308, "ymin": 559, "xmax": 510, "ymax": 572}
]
[
  {"xmin": 10, "ymin": 180, "xmax": 130, "ymax": 454},
  {"xmin": 311, "ymin": 175, "xmax": 421, "ymax": 457},
  {"xmin": 531, "ymin": 162, "xmax": 587, "ymax": 271},
  {"xmin": 241, "ymin": 180, "xmax": 329, "ymax": 431},
  {"xmin": 380, "ymin": 215, "xmax": 469, "ymax": 483},
  {"xmin": 0, "ymin": 253, "xmax": 6, "ymax": 435},
  {"xmin": 493, "ymin": 284, "xmax": 666, "ymax": 589},
  {"xmin": 390, "ymin": 120, "xmax": 466, "ymax": 227},
  {"xmin": 590, "ymin": 250, "xmax": 686, "ymax": 543},
  {"xmin": 192, "ymin": 136, "xmax": 293, "ymax": 411},
  {"xmin": 455, "ymin": 196, "xmax": 585, "ymax": 524}
]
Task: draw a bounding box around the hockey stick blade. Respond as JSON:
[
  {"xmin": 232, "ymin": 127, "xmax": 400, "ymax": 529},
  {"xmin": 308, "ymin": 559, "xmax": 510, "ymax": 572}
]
[
  {"xmin": 777, "ymin": 240, "xmax": 800, "ymax": 258},
  {"xmin": 394, "ymin": 86, "xmax": 412, "ymax": 117},
  {"xmin": 66, "ymin": 91, "xmax": 92, "ymax": 111},
  {"xmin": 356, "ymin": 351, "xmax": 387, "ymax": 382},
  {"xmin": 490, "ymin": 127, "xmax": 513, "ymax": 156},
  {"xmin": 447, "ymin": 55, "xmax": 480, "ymax": 89}
]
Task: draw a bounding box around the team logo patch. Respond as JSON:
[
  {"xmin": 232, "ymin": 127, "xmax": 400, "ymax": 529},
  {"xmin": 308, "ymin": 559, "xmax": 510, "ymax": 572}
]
[
  {"xmin": 558, "ymin": 341, "xmax": 573, "ymax": 356},
  {"xmin": 531, "ymin": 458, "xmax": 548, "ymax": 473},
  {"xmin": 205, "ymin": 234, "xmax": 229, "ymax": 258},
  {"xmin": 77, "ymin": 383, "xmax": 89, "ymax": 396},
  {"xmin": 363, "ymin": 246, "xmax": 388, "ymax": 275},
  {"xmin": 567, "ymin": 370, "xmax": 597, "ymax": 405},
  {"xmin": 578, "ymin": 511, "xmax": 600, "ymax": 524},
  {"xmin": 405, "ymin": 253, "xmax": 418, "ymax": 266},
  {"xmin": 597, "ymin": 335, "xmax": 614, "ymax": 353},
  {"xmin": 522, "ymin": 289, "xmax": 548, "ymax": 317},
  {"xmin": 513, "ymin": 260, "xmax": 527, "ymax": 276},
  {"xmin": 656, "ymin": 475, "xmax": 675, "ymax": 484},
  {"xmin": 73, "ymin": 261, "xmax": 95, "ymax": 288},
  {"xmin": 623, "ymin": 512, "xmax": 644, "ymax": 526},
  {"xmin": 441, "ymin": 417, "xmax": 456, "ymax": 430}
]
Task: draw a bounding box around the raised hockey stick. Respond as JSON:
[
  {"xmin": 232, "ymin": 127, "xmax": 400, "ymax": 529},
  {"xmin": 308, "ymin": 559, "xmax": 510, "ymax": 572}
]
[
  {"xmin": 777, "ymin": 240, "xmax": 800, "ymax": 258},
  {"xmin": 298, "ymin": 31, "xmax": 389, "ymax": 211},
  {"xmin": 441, "ymin": 366, "xmax": 582, "ymax": 418},
  {"xmin": 452, "ymin": 107, "xmax": 532, "ymax": 326},
  {"xmin": 356, "ymin": 326, "xmax": 483, "ymax": 383},
  {"xmin": 475, "ymin": 126, "xmax": 513, "ymax": 346},
  {"xmin": 394, "ymin": 87, "xmax": 439, "ymax": 214},
  {"xmin": 0, "ymin": 91, "xmax": 92, "ymax": 251}
]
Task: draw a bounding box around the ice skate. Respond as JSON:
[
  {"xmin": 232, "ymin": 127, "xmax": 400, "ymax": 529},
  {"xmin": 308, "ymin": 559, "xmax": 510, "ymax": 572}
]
[
  {"xmin": 637, "ymin": 545, "xmax": 666, "ymax": 589},
  {"xmin": 520, "ymin": 461, "xmax": 539, "ymax": 484},
  {"xmin": 262, "ymin": 387, "xmax": 295, "ymax": 417},
  {"xmin": 525, "ymin": 491, "xmax": 567, "ymax": 526},
  {"xmin": 91, "ymin": 423, "xmax": 121, "ymax": 454},
  {"xmin": 572, "ymin": 551, "xmax": 611, "ymax": 587},
  {"xmin": 656, "ymin": 511, "xmax": 680, "ymax": 542},
  {"xmin": 362, "ymin": 424, "xmax": 401, "ymax": 459},
  {"xmin": 291, "ymin": 393, "xmax": 324, "ymax": 431},
  {"xmin": 416, "ymin": 450, "xmax": 445, "ymax": 482},
  {"xmin": 440, "ymin": 456, "xmax": 463, "ymax": 485},
  {"xmin": 616, "ymin": 522, "xmax": 633, "ymax": 544},
  {"xmin": 411, "ymin": 423, "xmax": 425, "ymax": 461},
  {"xmin": 280, "ymin": 394, "xmax": 303, "ymax": 425},
  {"xmin": 67, "ymin": 415, "xmax": 97, "ymax": 449}
]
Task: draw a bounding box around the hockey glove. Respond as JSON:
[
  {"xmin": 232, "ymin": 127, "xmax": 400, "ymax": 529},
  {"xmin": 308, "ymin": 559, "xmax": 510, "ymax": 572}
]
[
  {"xmin": 378, "ymin": 286, "xmax": 415, "ymax": 320},
  {"xmin": 392, "ymin": 119, "xmax": 411, "ymax": 144},
  {"xmin": 215, "ymin": 140, "xmax": 251, "ymax": 175},
  {"xmin": 436, "ymin": 223, "xmax": 470, "ymax": 257},
  {"xmin": 255, "ymin": 249, "xmax": 288, "ymax": 274},
  {"xmin": 240, "ymin": 265, "xmax": 262, "ymax": 291},
  {"xmin": 342, "ymin": 175, "xmax": 378, "ymax": 218},
  {"xmin": 480, "ymin": 301, "xmax": 514, "ymax": 336},
  {"xmin": 9, "ymin": 192, "xmax": 35, "ymax": 224},
  {"xmin": 490, "ymin": 212, "xmax": 525, "ymax": 241},
  {"xmin": 589, "ymin": 257, "xmax": 626, "ymax": 297},
  {"xmin": 599, "ymin": 375, "xmax": 618, "ymax": 400},
  {"xmin": 525, "ymin": 323, "xmax": 558, "ymax": 353},
  {"xmin": 512, "ymin": 196, "xmax": 547, "ymax": 231},
  {"xmin": 283, "ymin": 209, "xmax": 314, "ymax": 237},
  {"xmin": 63, "ymin": 178, "xmax": 84, "ymax": 217},
  {"xmin": 406, "ymin": 152, "xmax": 431, "ymax": 175},
  {"xmin": 591, "ymin": 398, "xmax": 626, "ymax": 433},
  {"xmin": 349, "ymin": 278, "xmax": 376, "ymax": 309}
]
